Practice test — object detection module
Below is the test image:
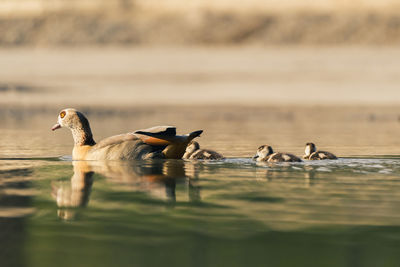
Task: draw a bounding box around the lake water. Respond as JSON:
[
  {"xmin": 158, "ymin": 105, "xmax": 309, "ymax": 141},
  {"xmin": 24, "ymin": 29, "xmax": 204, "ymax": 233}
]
[{"xmin": 2, "ymin": 106, "xmax": 400, "ymax": 267}]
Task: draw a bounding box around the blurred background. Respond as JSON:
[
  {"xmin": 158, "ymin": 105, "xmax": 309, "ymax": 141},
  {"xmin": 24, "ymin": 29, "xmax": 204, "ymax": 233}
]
[
  {"xmin": 3, "ymin": 3, "xmax": 400, "ymax": 267},
  {"xmin": 1, "ymin": 0, "xmax": 400, "ymax": 156}
]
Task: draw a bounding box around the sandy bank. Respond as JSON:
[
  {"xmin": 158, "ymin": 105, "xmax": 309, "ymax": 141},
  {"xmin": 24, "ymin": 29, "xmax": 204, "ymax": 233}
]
[
  {"xmin": 0, "ymin": 47, "xmax": 400, "ymax": 107},
  {"xmin": 0, "ymin": 0, "xmax": 400, "ymax": 46}
]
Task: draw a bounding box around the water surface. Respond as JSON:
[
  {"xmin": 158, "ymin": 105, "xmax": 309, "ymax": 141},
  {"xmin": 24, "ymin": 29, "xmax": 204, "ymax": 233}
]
[{"xmin": 2, "ymin": 107, "xmax": 400, "ymax": 267}]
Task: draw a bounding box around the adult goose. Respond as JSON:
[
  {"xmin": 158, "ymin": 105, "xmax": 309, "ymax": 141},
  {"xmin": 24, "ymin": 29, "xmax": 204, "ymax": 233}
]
[
  {"xmin": 52, "ymin": 108, "xmax": 202, "ymax": 160},
  {"xmin": 253, "ymin": 145, "xmax": 302, "ymax": 162}
]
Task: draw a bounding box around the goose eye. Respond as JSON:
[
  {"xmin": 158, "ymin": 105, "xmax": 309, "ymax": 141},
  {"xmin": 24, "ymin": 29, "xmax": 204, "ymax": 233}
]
[{"xmin": 60, "ymin": 111, "xmax": 66, "ymax": 119}]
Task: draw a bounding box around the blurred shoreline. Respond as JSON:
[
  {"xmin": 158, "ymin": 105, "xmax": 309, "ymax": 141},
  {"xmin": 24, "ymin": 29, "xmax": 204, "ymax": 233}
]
[
  {"xmin": 1, "ymin": 0, "xmax": 400, "ymax": 46},
  {"xmin": 1, "ymin": 46, "xmax": 400, "ymax": 107}
]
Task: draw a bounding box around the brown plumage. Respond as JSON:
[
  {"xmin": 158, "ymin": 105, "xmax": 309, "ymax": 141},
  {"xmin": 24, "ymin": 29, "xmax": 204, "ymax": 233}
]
[
  {"xmin": 303, "ymin": 143, "xmax": 337, "ymax": 160},
  {"xmin": 182, "ymin": 141, "xmax": 224, "ymax": 160},
  {"xmin": 253, "ymin": 145, "xmax": 302, "ymax": 162},
  {"xmin": 52, "ymin": 108, "xmax": 202, "ymax": 160}
]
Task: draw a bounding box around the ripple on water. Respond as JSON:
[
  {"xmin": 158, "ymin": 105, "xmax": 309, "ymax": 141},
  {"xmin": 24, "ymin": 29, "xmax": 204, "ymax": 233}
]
[
  {"xmin": 1, "ymin": 155, "xmax": 400, "ymax": 266},
  {"xmin": 2, "ymin": 157, "xmax": 400, "ymax": 235}
]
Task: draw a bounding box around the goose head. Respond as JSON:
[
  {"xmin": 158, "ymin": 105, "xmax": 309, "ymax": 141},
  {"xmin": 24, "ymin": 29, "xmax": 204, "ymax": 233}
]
[
  {"xmin": 52, "ymin": 108, "xmax": 96, "ymax": 146},
  {"xmin": 253, "ymin": 145, "xmax": 274, "ymax": 161},
  {"xmin": 304, "ymin": 142, "xmax": 316, "ymax": 157},
  {"xmin": 183, "ymin": 141, "xmax": 200, "ymax": 159}
]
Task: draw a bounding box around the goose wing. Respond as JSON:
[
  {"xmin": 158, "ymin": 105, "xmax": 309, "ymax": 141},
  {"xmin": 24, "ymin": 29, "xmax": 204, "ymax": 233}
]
[
  {"xmin": 134, "ymin": 126, "xmax": 177, "ymax": 146},
  {"xmin": 134, "ymin": 126, "xmax": 203, "ymax": 146},
  {"xmin": 95, "ymin": 133, "xmax": 140, "ymax": 149},
  {"xmin": 94, "ymin": 126, "xmax": 176, "ymax": 149},
  {"xmin": 135, "ymin": 126, "xmax": 177, "ymax": 137}
]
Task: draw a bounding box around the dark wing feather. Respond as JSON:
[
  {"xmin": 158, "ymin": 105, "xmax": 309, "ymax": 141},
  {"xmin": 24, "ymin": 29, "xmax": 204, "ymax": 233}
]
[
  {"xmin": 134, "ymin": 126, "xmax": 176, "ymax": 137},
  {"xmin": 134, "ymin": 126, "xmax": 177, "ymax": 145}
]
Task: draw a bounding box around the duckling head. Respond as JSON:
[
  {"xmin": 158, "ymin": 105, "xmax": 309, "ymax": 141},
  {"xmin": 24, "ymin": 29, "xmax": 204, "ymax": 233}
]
[
  {"xmin": 253, "ymin": 145, "xmax": 274, "ymax": 161},
  {"xmin": 52, "ymin": 108, "xmax": 95, "ymax": 146},
  {"xmin": 304, "ymin": 142, "xmax": 316, "ymax": 157},
  {"xmin": 182, "ymin": 141, "xmax": 200, "ymax": 159}
]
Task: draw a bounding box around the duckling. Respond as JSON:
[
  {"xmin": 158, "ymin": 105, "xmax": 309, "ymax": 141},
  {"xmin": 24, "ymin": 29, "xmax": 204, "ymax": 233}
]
[
  {"xmin": 253, "ymin": 145, "xmax": 302, "ymax": 162},
  {"xmin": 51, "ymin": 108, "xmax": 202, "ymax": 160},
  {"xmin": 182, "ymin": 141, "xmax": 224, "ymax": 160},
  {"xmin": 303, "ymin": 142, "xmax": 337, "ymax": 160}
]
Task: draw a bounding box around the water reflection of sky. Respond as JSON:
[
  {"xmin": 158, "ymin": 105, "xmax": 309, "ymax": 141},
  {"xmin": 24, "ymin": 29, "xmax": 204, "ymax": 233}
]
[
  {"xmin": 2, "ymin": 106, "xmax": 400, "ymax": 266},
  {"xmin": 2, "ymin": 157, "xmax": 400, "ymax": 226},
  {"xmin": 2, "ymin": 156, "xmax": 400, "ymax": 266}
]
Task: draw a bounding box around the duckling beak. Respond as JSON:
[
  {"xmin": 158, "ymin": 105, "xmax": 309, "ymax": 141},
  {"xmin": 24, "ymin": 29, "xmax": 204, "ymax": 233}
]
[
  {"xmin": 51, "ymin": 123, "xmax": 61, "ymax": 131},
  {"xmin": 252, "ymin": 154, "xmax": 259, "ymax": 160}
]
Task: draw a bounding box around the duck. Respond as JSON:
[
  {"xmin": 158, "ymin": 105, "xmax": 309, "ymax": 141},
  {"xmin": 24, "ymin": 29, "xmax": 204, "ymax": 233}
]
[
  {"xmin": 182, "ymin": 141, "xmax": 224, "ymax": 160},
  {"xmin": 303, "ymin": 142, "xmax": 337, "ymax": 160},
  {"xmin": 253, "ymin": 145, "xmax": 302, "ymax": 162},
  {"xmin": 51, "ymin": 108, "xmax": 203, "ymax": 160}
]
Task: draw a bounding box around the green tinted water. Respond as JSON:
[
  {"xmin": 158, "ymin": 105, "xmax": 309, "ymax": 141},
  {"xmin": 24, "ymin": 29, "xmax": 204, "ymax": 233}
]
[
  {"xmin": 2, "ymin": 157, "xmax": 400, "ymax": 267},
  {"xmin": 2, "ymin": 107, "xmax": 400, "ymax": 267}
]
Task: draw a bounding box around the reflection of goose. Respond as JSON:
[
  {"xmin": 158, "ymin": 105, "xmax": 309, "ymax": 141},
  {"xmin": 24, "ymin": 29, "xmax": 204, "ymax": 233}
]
[
  {"xmin": 95, "ymin": 160, "xmax": 188, "ymax": 202},
  {"xmin": 303, "ymin": 143, "xmax": 337, "ymax": 160},
  {"xmin": 253, "ymin": 145, "xmax": 302, "ymax": 162},
  {"xmin": 51, "ymin": 108, "xmax": 202, "ymax": 160},
  {"xmin": 51, "ymin": 161, "xmax": 93, "ymax": 208},
  {"xmin": 183, "ymin": 141, "xmax": 224, "ymax": 160},
  {"xmin": 52, "ymin": 159, "xmax": 200, "ymax": 219},
  {"xmin": 51, "ymin": 161, "xmax": 94, "ymax": 220}
]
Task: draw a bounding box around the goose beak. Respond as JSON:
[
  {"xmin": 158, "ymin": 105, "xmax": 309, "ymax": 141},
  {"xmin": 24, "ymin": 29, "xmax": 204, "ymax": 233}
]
[
  {"xmin": 252, "ymin": 154, "xmax": 259, "ymax": 160},
  {"xmin": 52, "ymin": 123, "xmax": 61, "ymax": 131}
]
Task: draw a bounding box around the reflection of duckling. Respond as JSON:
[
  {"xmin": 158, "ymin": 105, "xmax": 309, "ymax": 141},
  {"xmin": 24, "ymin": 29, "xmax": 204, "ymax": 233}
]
[
  {"xmin": 253, "ymin": 145, "xmax": 302, "ymax": 162},
  {"xmin": 182, "ymin": 141, "xmax": 224, "ymax": 160},
  {"xmin": 303, "ymin": 143, "xmax": 337, "ymax": 160}
]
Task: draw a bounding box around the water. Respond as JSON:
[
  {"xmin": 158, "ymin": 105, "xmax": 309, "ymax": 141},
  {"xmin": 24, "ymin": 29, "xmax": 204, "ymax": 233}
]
[
  {"xmin": 2, "ymin": 107, "xmax": 400, "ymax": 267},
  {"xmin": 3, "ymin": 157, "xmax": 400, "ymax": 266}
]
